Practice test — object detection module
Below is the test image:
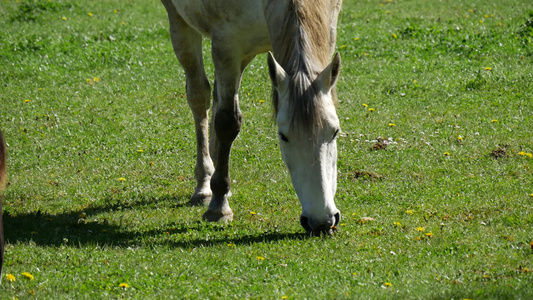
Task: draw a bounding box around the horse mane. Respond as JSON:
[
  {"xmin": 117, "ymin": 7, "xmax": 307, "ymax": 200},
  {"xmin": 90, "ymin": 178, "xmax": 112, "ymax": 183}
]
[{"xmin": 270, "ymin": 0, "xmax": 337, "ymax": 133}]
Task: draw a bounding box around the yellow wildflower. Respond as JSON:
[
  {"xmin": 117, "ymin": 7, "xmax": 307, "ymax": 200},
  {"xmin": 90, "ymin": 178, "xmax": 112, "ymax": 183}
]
[
  {"xmin": 415, "ymin": 227, "xmax": 425, "ymax": 232},
  {"xmin": 426, "ymin": 232, "xmax": 434, "ymax": 237},
  {"xmin": 119, "ymin": 283, "xmax": 130, "ymax": 288},
  {"xmin": 282, "ymin": 296, "xmax": 288, "ymax": 300},
  {"xmin": 340, "ymin": 44, "xmax": 347, "ymax": 48},
  {"xmin": 113, "ymin": 9, "xmax": 118, "ymax": 13},
  {"xmin": 88, "ymin": 12, "xmax": 93, "ymax": 17},
  {"xmin": 406, "ymin": 210, "xmax": 414, "ymax": 214},
  {"xmin": 93, "ymin": 77, "xmax": 100, "ymax": 82},
  {"xmin": 62, "ymin": 16, "xmax": 67, "ymax": 21},
  {"xmin": 118, "ymin": 177, "xmax": 126, "ymax": 181},
  {"xmin": 249, "ymin": 211, "xmax": 257, "ymax": 215},
  {"xmin": 383, "ymin": 282, "xmax": 393, "ymax": 287},
  {"xmin": 21, "ymin": 272, "xmax": 34, "ymax": 280},
  {"xmin": 457, "ymin": 135, "xmax": 463, "ymax": 141},
  {"xmin": 256, "ymin": 256, "xmax": 265, "ymax": 260},
  {"xmin": 491, "ymin": 119, "xmax": 498, "ymax": 123},
  {"xmin": 24, "ymin": 99, "xmax": 30, "ymax": 103},
  {"xmin": 362, "ymin": 103, "xmax": 368, "ymax": 107},
  {"xmin": 258, "ymin": 100, "xmax": 265, "ymax": 103},
  {"xmin": 6, "ymin": 274, "xmax": 16, "ymax": 282},
  {"xmin": 526, "ymin": 153, "xmax": 533, "ymax": 158},
  {"xmin": 518, "ymin": 152, "xmax": 526, "ymax": 156},
  {"xmin": 484, "ymin": 67, "xmax": 492, "ymax": 71},
  {"xmin": 354, "ymin": 37, "xmax": 360, "ymax": 41},
  {"xmin": 443, "ymin": 152, "xmax": 450, "ymax": 156},
  {"xmin": 368, "ymin": 108, "xmax": 375, "ymax": 112},
  {"xmin": 393, "ymin": 221, "xmax": 402, "ymax": 226},
  {"xmin": 392, "ymin": 33, "xmax": 397, "ymax": 39},
  {"xmin": 389, "ymin": 123, "xmax": 395, "ymax": 127}
]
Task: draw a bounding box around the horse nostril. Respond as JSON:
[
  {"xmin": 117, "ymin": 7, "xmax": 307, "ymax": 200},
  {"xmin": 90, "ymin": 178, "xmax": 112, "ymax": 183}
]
[{"xmin": 334, "ymin": 211, "xmax": 341, "ymax": 227}]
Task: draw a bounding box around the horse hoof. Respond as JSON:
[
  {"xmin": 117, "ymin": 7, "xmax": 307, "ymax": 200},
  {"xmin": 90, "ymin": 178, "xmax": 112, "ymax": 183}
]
[
  {"xmin": 190, "ymin": 192, "xmax": 212, "ymax": 206},
  {"xmin": 202, "ymin": 210, "xmax": 233, "ymax": 222}
]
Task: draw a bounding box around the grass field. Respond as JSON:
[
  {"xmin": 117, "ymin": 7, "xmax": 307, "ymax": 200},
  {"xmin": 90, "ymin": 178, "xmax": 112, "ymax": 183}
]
[{"xmin": 1, "ymin": 0, "xmax": 532, "ymax": 298}]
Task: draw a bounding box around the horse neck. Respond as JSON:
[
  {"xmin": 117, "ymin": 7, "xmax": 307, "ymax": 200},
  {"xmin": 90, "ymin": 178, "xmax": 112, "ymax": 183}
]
[{"xmin": 265, "ymin": 0, "xmax": 333, "ymax": 74}]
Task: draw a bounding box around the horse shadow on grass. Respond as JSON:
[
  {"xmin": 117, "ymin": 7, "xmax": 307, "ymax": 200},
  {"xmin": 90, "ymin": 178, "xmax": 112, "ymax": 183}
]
[{"xmin": 3, "ymin": 191, "xmax": 306, "ymax": 249}]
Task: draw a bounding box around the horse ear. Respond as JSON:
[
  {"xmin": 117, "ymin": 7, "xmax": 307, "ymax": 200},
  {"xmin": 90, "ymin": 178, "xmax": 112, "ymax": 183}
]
[
  {"xmin": 267, "ymin": 52, "xmax": 288, "ymax": 91},
  {"xmin": 317, "ymin": 52, "xmax": 341, "ymax": 92}
]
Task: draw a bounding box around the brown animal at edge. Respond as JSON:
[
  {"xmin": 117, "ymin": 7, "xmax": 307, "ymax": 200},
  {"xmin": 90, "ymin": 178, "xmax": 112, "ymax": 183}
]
[{"xmin": 0, "ymin": 129, "xmax": 6, "ymax": 279}]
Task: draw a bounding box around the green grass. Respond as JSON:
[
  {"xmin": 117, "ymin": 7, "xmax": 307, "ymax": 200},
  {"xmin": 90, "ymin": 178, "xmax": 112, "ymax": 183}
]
[{"xmin": 1, "ymin": 0, "xmax": 532, "ymax": 298}]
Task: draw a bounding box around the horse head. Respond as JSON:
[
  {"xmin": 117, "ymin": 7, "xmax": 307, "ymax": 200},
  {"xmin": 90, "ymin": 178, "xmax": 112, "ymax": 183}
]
[{"xmin": 268, "ymin": 52, "xmax": 342, "ymax": 236}]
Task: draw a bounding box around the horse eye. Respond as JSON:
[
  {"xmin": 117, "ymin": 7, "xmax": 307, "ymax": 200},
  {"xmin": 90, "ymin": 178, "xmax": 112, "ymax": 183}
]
[
  {"xmin": 278, "ymin": 131, "xmax": 289, "ymax": 142},
  {"xmin": 332, "ymin": 129, "xmax": 340, "ymax": 141}
]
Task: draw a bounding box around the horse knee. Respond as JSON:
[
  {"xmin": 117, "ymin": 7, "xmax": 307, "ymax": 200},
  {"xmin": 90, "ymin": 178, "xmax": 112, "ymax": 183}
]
[{"xmin": 214, "ymin": 109, "xmax": 242, "ymax": 143}]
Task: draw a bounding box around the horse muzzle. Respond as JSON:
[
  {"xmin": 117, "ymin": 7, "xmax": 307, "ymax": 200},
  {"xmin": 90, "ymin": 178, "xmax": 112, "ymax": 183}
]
[{"xmin": 300, "ymin": 211, "xmax": 341, "ymax": 237}]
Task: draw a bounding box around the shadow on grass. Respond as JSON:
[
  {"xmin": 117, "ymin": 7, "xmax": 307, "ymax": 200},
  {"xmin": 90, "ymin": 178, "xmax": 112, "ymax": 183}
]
[{"xmin": 3, "ymin": 192, "xmax": 307, "ymax": 249}]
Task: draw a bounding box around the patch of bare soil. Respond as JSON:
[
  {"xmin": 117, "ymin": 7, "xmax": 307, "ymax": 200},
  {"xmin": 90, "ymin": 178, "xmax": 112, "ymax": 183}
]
[{"xmin": 490, "ymin": 147, "xmax": 507, "ymax": 159}]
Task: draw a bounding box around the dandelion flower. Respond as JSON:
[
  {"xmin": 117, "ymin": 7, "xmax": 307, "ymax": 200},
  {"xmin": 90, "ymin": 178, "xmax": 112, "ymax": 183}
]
[
  {"xmin": 491, "ymin": 119, "xmax": 498, "ymax": 123},
  {"xmin": 354, "ymin": 37, "xmax": 360, "ymax": 41},
  {"xmin": 368, "ymin": 108, "xmax": 375, "ymax": 112},
  {"xmin": 62, "ymin": 16, "xmax": 67, "ymax": 21},
  {"xmin": 249, "ymin": 211, "xmax": 257, "ymax": 215},
  {"xmin": 118, "ymin": 177, "xmax": 126, "ymax": 181},
  {"xmin": 415, "ymin": 227, "xmax": 425, "ymax": 232},
  {"xmin": 88, "ymin": 12, "xmax": 93, "ymax": 16},
  {"xmin": 484, "ymin": 67, "xmax": 492, "ymax": 71},
  {"xmin": 24, "ymin": 99, "xmax": 30, "ymax": 103},
  {"xmin": 113, "ymin": 9, "xmax": 118, "ymax": 13},
  {"xmin": 443, "ymin": 152, "xmax": 450, "ymax": 156},
  {"xmin": 6, "ymin": 274, "xmax": 16, "ymax": 282},
  {"xmin": 21, "ymin": 272, "xmax": 34, "ymax": 280},
  {"xmin": 457, "ymin": 135, "xmax": 463, "ymax": 141},
  {"xmin": 393, "ymin": 221, "xmax": 402, "ymax": 226},
  {"xmin": 93, "ymin": 77, "xmax": 100, "ymax": 82},
  {"xmin": 392, "ymin": 33, "xmax": 397, "ymax": 39},
  {"xmin": 258, "ymin": 100, "xmax": 265, "ymax": 103},
  {"xmin": 282, "ymin": 296, "xmax": 288, "ymax": 300},
  {"xmin": 362, "ymin": 103, "xmax": 368, "ymax": 107},
  {"xmin": 386, "ymin": 11, "xmax": 390, "ymax": 14},
  {"xmin": 138, "ymin": 149, "xmax": 144, "ymax": 152},
  {"xmin": 256, "ymin": 256, "xmax": 265, "ymax": 260},
  {"xmin": 383, "ymin": 282, "xmax": 393, "ymax": 287},
  {"xmin": 227, "ymin": 243, "xmax": 234, "ymax": 247},
  {"xmin": 389, "ymin": 123, "xmax": 395, "ymax": 127},
  {"xmin": 406, "ymin": 210, "xmax": 414, "ymax": 214},
  {"xmin": 518, "ymin": 152, "xmax": 526, "ymax": 156},
  {"xmin": 526, "ymin": 153, "xmax": 533, "ymax": 158},
  {"xmin": 340, "ymin": 44, "xmax": 347, "ymax": 48},
  {"xmin": 530, "ymin": 193, "xmax": 533, "ymax": 197},
  {"xmin": 426, "ymin": 232, "xmax": 434, "ymax": 237},
  {"xmin": 119, "ymin": 283, "xmax": 130, "ymax": 288}
]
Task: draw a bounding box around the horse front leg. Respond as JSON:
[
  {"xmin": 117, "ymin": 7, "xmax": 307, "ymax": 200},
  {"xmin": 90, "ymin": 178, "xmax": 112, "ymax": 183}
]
[
  {"xmin": 202, "ymin": 48, "xmax": 245, "ymax": 222},
  {"xmin": 162, "ymin": 0, "xmax": 214, "ymax": 206}
]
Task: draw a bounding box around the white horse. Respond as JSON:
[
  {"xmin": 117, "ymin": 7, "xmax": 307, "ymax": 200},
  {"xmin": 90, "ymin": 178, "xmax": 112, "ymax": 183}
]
[{"xmin": 161, "ymin": 0, "xmax": 343, "ymax": 236}]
